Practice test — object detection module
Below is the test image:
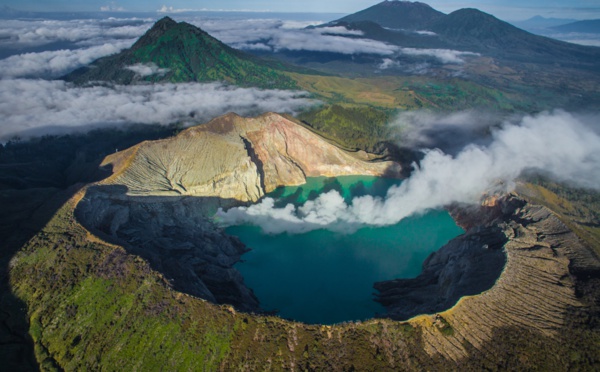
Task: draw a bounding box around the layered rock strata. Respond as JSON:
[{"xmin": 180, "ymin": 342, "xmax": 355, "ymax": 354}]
[
  {"xmin": 103, "ymin": 112, "xmax": 400, "ymax": 201},
  {"xmin": 375, "ymin": 195, "xmax": 600, "ymax": 362}
]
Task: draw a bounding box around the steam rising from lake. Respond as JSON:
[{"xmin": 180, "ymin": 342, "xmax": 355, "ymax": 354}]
[{"xmin": 217, "ymin": 110, "xmax": 600, "ymax": 234}]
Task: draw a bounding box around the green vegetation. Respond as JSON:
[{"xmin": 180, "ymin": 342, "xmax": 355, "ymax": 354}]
[
  {"xmin": 401, "ymin": 79, "xmax": 523, "ymax": 111},
  {"xmin": 0, "ymin": 125, "xmax": 181, "ymax": 370},
  {"xmin": 293, "ymin": 72, "xmax": 556, "ymax": 112},
  {"xmin": 2, "ymin": 123, "xmax": 599, "ymax": 371},
  {"xmin": 11, "ymin": 204, "xmax": 234, "ymax": 370},
  {"xmin": 9, "ymin": 199, "xmax": 419, "ymax": 370},
  {"xmin": 434, "ymin": 316, "xmax": 454, "ymax": 337},
  {"xmin": 292, "ymin": 74, "xmax": 545, "ymax": 155},
  {"xmin": 298, "ymin": 104, "xmax": 392, "ymax": 153},
  {"xmin": 65, "ymin": 17, "xmax": 299, "ymax": 90}
]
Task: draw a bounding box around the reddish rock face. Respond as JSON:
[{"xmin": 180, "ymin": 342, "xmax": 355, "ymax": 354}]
[{"xmin": 241, "ymin": 112, "xmax": 401, "ymax": 193}]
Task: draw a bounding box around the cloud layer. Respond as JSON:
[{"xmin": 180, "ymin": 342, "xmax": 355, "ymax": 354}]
[
  {"xmin": 399, "ymin": 48, "xmax": 480, "ymax": 64},
  {"xmin": 0, "ymin": 18, "xmax": 150, "ymax": 49},
  {"xmin": 125, "ymin": 62, "xmax": 170, "ymax": 76},
  {"xmin": 0, "ymin": 17, "xmax": 150, "ymax": 78},
  {"xmin": 194, "ymin": 18, "xmax": 398, "ymax": 56},
  {"xmin": 218, "ymin": 110, "xmax": 600, "ymax": 234},
  {"xmin": 0, "ymin": 79, "xmax": 316, "ymax": 141},
  {"xmin": 0, "ymin": 15, "xmax": 480, "ymax": 80},
  {"xmin": 194, "ymin": 17, "xmax": 480, "ymax": 61},
  {"xmin": 0, "ymin": 40, "xmax": 135, "ymax": 79}
]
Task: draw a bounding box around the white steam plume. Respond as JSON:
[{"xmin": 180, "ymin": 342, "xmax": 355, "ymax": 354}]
[{"xmin": 217, "ymin": 110, "xmax": 600, "ymax": 234}]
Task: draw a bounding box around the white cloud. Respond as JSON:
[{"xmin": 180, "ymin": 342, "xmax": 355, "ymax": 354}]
[
  {"xmin": 550, "ymin": 32, "xmax": 600, "ymax": 47},
  {"xmin": 565, "ymin": 39, "xmax": 600, "ymax": 47},
  {"xmin": 0, "ymin": 18, "xmax": 149, "ymax": 50},
  {"xmin": 377, "ymin": 59, "xmax": 432, "ymax": 75},
  {"xmin": 193, "ymin": 17, "xmax": 398, "ymax": 55},
  {"xmin": 157, "ymin": 5, "xmax": 270, "ymax": 13},
  {"xmin": 399, "ymin": 48, "xmax": 480, "ymax": 64},
  {"xmin": 0, "ymin": 40, "xmax": 135, "ymax": 79},
  {"xmin": 271, "ymin": 31, "xmax": 398, "ymax": 55},
  {"xmin": 0, "ymin": 79, "xmax": 316, "ymax": 141},
  {"xmin": 194, "ymin": 17, "xmax": 478, "ymax": 59},
  {"xmin": 0, "ymin": 15, "xmax": 400, "ymax": 65},
  {"xmin": 378, "ymin": 58, "xmax": 402, "ymax": 70},
  {"xmin": 217, "ymin": 110, "xmax": 600, "ymax": 234},
  {"xmin": 100, "ymin": 2, "xmax": 125, "ymax": 12},
  {"xmin": 319, "ymin": 26, "xmax": 364, "ymax": 36},
  {"xmin": 157, "ymin": 5, "xmax": 194, "ymax": 13},
  {"xmin": 125, "ymin": 62, "xmax": 170, "ymax": 77}
]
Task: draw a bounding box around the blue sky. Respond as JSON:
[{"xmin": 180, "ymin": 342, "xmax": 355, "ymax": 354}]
[{"xmin": 3, "ymin": 0, "xmax": 600, "ymax": 21}]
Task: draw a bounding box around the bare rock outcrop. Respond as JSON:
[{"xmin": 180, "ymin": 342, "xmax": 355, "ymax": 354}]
[{"xmin": 102, "ymin": 112, "xmax": 399, "ymax": 202}]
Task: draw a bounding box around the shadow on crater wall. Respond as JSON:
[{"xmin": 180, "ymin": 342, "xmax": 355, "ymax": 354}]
[{"xmin": 75, "ymin": 185, "xmax": 260, "ymax": 312}]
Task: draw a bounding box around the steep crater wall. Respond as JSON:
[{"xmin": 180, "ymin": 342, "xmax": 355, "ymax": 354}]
[
  {"xmin": 374, "ymin": 194, "xmax": 600, "ymax": 362},
  {"xmin": 75, "ymin": 112, "xmax": 401, "ymax": 313},
  {"xmin": 76, "ymin": 185, "xmax": 261, "ymax": 311}
]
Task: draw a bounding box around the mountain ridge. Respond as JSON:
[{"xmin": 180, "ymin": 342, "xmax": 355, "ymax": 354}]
[
  {"xmin": 427, "ymin": 8, "xmax": 600, "ymax": 65},
  {"xmin": 551, "ymin": 19, "xmax": 600, "ymax": 34},
  {"xmin": 334, "ymin": 0, "xmax": 444, "ymax": 30},
  {"xmin": 325, "ymin": 3, "xmax": 600, "ymax": 69}
]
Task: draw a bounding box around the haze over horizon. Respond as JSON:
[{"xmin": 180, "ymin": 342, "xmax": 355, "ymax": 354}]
[{"xmin": 2, "ymin": 0, "xmax": 600, "ymax": 21}]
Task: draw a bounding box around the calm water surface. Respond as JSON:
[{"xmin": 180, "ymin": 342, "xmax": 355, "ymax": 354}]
[{"xmin": 226, "ymin": 176, "xmax": 463, "ymax": 324}]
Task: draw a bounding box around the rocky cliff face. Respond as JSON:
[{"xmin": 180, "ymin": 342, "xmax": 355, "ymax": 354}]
[
  {"xmin": 76, "ymin": 112, "xmax": 400, "ymax": 312},
  {"xmin": 103, "ymin": 112, "xmax": 399, "ymax": 202}
]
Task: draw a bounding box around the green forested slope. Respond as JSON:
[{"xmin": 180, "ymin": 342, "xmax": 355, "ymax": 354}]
[{"xmin": 65, "ymin": 17, "xmax": 299, "ymax": 89}]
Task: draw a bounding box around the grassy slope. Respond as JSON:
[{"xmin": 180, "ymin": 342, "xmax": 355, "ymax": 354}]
[
  {"xmin": 129, "ymin": 23, "xmax": 298, "ymax": 89},
  {"xmin": 289, "ymin": 72, "xmax": 551, "ymax": 153}
]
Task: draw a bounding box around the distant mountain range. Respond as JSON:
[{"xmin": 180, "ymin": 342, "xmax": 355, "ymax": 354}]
[
  {"xmin": 551, "ymin": 19, "xmax": 600, "ymax": 34},
  {"xmin": 322, "ymin": 1, "xmax": 600, "ymax": 68},
  {"xmin": 512, "ymin": 16, "xmax": 578, "ymax": 30},
  {"xmin": 64, "ymin": 1, "xmax": 600, "ymax": 96},
  {"xmin": 65, "ymin": 17, "xmax": 301, "ymax": 89}
]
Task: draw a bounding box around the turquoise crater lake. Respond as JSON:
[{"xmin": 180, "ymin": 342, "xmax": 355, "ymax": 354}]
[{"xmin": 226, "ymin": 176, "xmax": 464, "ymax": 325}]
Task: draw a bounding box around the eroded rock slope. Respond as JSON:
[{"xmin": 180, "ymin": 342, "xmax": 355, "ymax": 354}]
[
  {"xmin": 376, "ymin": 195, "xmax": 600, "ymax": 363},
  {"xmin": 103, "ymin": 112, "xmax": 399, "ymax": 201}
]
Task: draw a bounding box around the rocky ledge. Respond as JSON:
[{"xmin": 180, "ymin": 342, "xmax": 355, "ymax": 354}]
[{"xmin": 375, "ymin": 194, "xmax": 600, "ymax": 362}]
